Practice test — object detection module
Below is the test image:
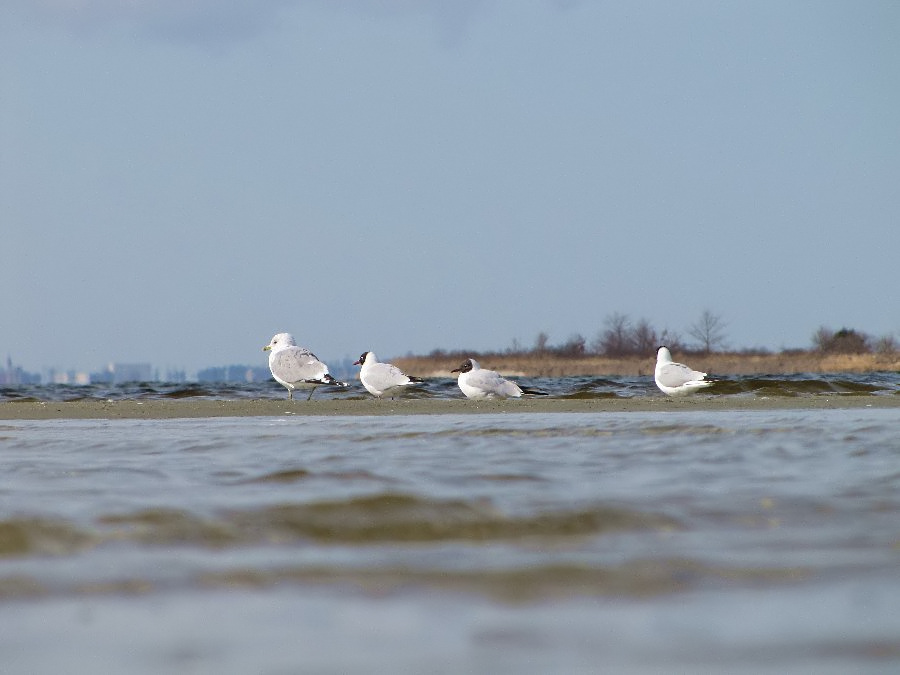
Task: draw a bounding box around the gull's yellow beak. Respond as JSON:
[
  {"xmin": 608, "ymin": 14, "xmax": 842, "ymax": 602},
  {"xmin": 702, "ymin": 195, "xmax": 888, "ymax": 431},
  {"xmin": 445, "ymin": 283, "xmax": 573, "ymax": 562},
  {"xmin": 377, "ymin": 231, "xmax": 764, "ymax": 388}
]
[{"xmin": 262, "ymin": 345, "xmax": 271, "ymax": 352}]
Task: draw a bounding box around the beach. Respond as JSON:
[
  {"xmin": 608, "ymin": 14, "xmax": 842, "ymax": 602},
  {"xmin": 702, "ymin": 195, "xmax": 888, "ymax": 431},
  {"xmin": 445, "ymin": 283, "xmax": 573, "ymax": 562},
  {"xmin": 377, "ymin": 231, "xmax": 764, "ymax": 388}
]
[{"xmin": 2, "ymin": 394, "xmax": 899, "ymax": 420}]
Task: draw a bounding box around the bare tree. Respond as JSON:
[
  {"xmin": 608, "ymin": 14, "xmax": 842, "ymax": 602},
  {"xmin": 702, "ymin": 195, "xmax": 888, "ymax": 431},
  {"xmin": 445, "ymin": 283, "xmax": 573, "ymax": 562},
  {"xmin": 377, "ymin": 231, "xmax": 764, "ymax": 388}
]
[
  {"xmin": 812, "ymin": 326, "xmax": 834, "ymax": 352},
  {"xmin": 813, "ymin": 326, "xmax": 871, "ymax": 354},
  {"xmin": 658, "ymin": 328, "xmax": 685, "ymax": 352},
  {"xmin": 557, "ymin": 333, "xmax": 586, "ymax": 357},
  {"xmin": 533, "ymin": 331, "xmax": 550, "ymax": 355},
  {"xmin": 688, "ymin": 309, "xmax": 728, "ymax": 354},
  {"xmin": 631, "ymin": 318, "xmax": 658, "ymax": 355},
  {"xmin": 594, "ymin": 312, "xmax": 634, "ymax": 357},
  {"xmin": 875, "ymin": 334, "xmax": 898, "ymax": 355}
]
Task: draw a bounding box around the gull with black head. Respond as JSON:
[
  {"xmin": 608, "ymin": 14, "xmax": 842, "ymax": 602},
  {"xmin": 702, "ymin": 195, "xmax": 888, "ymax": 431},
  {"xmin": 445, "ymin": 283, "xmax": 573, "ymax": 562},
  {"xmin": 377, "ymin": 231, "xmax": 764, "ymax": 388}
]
[
  {"xmin": 451, "ymin": 358, "xmax": 545, "ymax": 400},
  {"xmin": 353, "ymin": 351, "xmax": 424, "ymax": 398}
]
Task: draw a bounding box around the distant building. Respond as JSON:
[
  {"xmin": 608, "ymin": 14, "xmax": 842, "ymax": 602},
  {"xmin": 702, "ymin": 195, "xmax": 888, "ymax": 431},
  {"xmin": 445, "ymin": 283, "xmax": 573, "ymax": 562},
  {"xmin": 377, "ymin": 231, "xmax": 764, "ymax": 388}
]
[
  {"xmin": 196, "ymin": 365, "xmax": 271, "ymax": 383},
  {"xmin": 48, "ymin": 370, "xmax": 90, "ymax": 385},
  {"xmin": 43, "ymin": 368, "xmax": 64, "ymax": 384},
  {"xmin": 89, "ymin": 368, "xmax": 114, "ymax": 385},
  {"xmin": 90, "ymin": 363, "xmax": 154, "ymax": 384},
  {"xmin": 165, "ymin": 368, "xmax": 188, "ymax": 383},
  {"xmin": 116, "ymin": 363, "xmax": 154, "ymax": 384},
  {"xmin": 1, "ymin": 356, "xmax": 41, "ymax": 385}
]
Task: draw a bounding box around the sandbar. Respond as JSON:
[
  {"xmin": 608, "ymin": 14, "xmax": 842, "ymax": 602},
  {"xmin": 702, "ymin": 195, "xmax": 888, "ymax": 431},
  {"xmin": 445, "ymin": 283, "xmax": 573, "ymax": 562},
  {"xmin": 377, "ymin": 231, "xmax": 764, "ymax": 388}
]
[{"xmin": 1, "ymin": 395, "xmax": 898, "ymax": 420}]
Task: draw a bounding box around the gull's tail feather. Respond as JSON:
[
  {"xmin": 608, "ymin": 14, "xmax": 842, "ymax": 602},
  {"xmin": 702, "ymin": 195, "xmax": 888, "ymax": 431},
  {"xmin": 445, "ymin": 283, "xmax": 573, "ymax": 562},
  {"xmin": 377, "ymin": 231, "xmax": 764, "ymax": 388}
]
[
  {"xmin": 324, "ymin": 375, "xmax": 349, "ymax": 388},
  {"xmin": 683, "ymin": 379, "xmax": 715, "ymax": 392},
  {"xmin": 303, "ymin": 375, "xmax": 348, "ymax": 388}
]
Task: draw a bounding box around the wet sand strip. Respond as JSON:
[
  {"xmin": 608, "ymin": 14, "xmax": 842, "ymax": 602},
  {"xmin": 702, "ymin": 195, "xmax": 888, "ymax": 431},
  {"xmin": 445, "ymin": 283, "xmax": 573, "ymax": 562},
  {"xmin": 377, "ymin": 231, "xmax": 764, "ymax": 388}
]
[{"xmin": 2, "ymin": 395, "xmax": 899, "ymax": 420}]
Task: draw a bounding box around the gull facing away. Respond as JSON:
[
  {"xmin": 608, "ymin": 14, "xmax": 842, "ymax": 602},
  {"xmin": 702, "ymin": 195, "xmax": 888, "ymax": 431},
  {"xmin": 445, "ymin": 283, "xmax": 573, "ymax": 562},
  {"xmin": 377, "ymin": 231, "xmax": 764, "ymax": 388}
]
[
  {"xmin": 353, "ymin": 351, "xmax": 424, "ymax": 398},
  {"xmin": 451, "ymin": 358, "xmax": 545, "ymax": 400},
  {"xmin": 263, "ymin": 332, "xmax": 347, "ymax": 400},
  {"xmin": 654, "ymin": 346, "xmax": 714, "ymax": 396}
]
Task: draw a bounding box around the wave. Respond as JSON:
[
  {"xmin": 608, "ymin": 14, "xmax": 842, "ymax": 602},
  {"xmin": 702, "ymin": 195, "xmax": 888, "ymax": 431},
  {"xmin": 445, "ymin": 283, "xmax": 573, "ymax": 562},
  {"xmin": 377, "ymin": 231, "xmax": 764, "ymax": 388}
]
[
  {"xmin": 102, "ymin": 494, "xmax": 679, "ymax": 546},
  {"xmin": 1, "ymin": 494, "xmax": 678, "ymax": 556},
  {"xmin": 0, "ymin": 517, "xmax": 94, "ymax": 557},
  {"xmin": 191, "ymin": 558, "xmax": 813, "ymax": 602},
  {"xmin": 4, "ymin": 498, "xmax": 821, "ymax": 603},
  {"xmin": 2, "ymin": 372, "xmax": 898, "ymax": 402}
]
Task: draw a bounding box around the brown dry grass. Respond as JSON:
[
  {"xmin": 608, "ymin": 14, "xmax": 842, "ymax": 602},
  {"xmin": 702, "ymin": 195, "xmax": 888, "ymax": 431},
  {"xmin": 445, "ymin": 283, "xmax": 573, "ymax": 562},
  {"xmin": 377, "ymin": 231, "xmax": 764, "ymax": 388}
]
[{"xmin": 393, "ymin": 351, "xmax": 900, "ymax": 378}]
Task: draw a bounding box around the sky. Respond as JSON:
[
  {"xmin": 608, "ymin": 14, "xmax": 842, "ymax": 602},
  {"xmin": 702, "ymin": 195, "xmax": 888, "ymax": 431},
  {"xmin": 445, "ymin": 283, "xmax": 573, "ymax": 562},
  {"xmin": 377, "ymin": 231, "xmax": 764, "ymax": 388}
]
[{"xmin": 2, "ymin": 0, "xmax": 898, "ymax": 375}]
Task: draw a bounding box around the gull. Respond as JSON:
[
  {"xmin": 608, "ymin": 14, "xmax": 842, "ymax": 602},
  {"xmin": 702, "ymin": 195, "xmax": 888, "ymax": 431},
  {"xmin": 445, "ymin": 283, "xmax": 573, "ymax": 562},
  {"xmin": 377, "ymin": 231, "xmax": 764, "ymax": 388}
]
[
  {"xmin": 654, "ymin": 346, "xmax": 714, "ymax": 396},
  {"xmin": 263, "ymin": 332, "xmax": 347, "ymax": 400},
  {"xmin": 451, "ymin": 358, "xmax": 545, "ymax": 400},
  {"xmin": 353, "ymin": 351, "xmax": 424, "ymax": 398}
]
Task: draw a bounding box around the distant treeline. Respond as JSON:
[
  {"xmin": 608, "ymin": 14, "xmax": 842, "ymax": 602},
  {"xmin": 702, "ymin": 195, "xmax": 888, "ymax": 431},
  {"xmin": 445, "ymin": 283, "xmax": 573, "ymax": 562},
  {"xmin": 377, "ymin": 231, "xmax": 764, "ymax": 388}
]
[
  {"xmin": 811, "ymin": 327, "xmax": 898, "ymax": 356},
  {"xmin": 423, "ymin": 312, "xmax": 898, "ymax": 361}
]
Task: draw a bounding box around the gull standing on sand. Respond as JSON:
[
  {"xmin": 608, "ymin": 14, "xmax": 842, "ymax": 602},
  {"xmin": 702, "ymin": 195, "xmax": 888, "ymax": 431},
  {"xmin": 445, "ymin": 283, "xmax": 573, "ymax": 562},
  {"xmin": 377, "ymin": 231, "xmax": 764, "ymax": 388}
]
[
  {"xmin": 451, "ymin": 358, "xmax": 544, "ymax": 400},
  {"xmin": 654, "ymin": 346, "xmax": 714, "ymax": 396},
  {"xmin": 263, "ymin": 333, "xmax": 347, "ymax": 400},
  {"xmin": 353, "ymin": 351, "xmax": 424, "ymax": 398}
]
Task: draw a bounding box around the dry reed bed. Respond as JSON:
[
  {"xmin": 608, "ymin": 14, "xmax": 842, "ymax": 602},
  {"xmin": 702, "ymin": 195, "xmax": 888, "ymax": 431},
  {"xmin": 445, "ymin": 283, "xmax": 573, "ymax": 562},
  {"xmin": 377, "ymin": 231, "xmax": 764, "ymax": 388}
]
[{"xmin": 393, "ymin": 352, "xmax": 900, "ymax": 378}]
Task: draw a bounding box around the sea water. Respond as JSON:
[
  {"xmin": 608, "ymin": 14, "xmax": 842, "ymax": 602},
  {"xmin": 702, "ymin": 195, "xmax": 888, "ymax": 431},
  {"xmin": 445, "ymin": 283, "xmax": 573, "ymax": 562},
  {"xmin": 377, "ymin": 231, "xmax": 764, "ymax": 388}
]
[
  {"xmin": 2, "ymin": 371, "xmax": 899, "ymax": 401},
  {"xmin": 1, "ymin": 405, "xmax": 898, "ymax": 673}
]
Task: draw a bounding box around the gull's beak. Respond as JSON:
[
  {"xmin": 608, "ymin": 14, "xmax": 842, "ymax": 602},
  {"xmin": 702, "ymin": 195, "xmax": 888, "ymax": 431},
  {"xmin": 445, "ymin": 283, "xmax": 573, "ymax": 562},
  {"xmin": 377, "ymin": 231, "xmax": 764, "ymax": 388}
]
[
  {"xmin": 262, "ymin": 345, "xmax": 271, "ymax": 352},
  {"xmin": 450, "ymin": 367, "xmax": 460, "ymax": 373},
  {"xmin": 353, "ymin": 359, "xmax": 362, "ymax": 366}
]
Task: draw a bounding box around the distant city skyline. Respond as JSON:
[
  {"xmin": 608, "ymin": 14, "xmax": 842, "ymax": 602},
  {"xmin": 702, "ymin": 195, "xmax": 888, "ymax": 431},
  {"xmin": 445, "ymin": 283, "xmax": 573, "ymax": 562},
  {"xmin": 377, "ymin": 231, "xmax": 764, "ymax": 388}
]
[
  {"xmin": 3, "ymin": 318, "xmax": 895, "ymax": 385},
  {"xmin": 0, "ymin": 359, "xmax": 179, "ymax": 386}
]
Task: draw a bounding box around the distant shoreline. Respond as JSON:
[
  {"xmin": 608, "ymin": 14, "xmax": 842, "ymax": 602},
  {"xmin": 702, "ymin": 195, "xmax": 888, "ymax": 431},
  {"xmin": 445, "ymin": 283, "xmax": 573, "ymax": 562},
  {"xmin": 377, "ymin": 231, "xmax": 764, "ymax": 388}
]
[
  {"xmin": 2, "ymin": 395, "xmax": 898, "ymax": 420},
  {"xmin": 392, "ymin": 352, "xmax": 900, "ymax": 378}
]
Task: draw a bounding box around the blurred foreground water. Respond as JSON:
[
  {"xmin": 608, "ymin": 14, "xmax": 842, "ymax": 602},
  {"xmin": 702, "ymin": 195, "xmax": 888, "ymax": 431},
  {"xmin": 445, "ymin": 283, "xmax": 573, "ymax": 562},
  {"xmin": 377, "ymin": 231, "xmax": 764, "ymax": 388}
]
[{"xmin": 1, "ymin": 407, "xmax": 899, "ymax": 673}]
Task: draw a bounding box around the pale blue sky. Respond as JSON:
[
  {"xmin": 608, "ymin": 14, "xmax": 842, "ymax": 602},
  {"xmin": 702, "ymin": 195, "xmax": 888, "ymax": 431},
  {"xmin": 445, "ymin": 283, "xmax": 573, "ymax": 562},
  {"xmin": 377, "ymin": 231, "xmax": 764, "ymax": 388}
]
[{"xmin": 2, "ymin": 1, "xmax": 898, "ymax": 374}]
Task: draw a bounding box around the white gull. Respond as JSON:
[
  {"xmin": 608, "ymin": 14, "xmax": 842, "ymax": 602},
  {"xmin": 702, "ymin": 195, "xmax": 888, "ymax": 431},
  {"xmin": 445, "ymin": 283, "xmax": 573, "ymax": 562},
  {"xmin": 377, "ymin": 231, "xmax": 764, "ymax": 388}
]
[
  {"xmin": 654, "ymin": 346, "xmax": 714, "ymax": 396},
  {"xmin": 451, "ymin": 358, "xmax": 544, "ymax": 400},
  {"xmin": 263, "ymin": 332, "xmax": 347, "ymax": 400},
  {"xmin": 353, "ymin": 351, "xmax": 423, "ymax": 398}
]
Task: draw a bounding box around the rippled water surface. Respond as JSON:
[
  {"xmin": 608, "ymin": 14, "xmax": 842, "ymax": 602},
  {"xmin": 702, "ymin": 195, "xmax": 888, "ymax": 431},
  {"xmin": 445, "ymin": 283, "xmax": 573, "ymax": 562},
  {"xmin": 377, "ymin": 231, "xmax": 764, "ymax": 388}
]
[
  {"xmin": 2, "ymin": 409, "xmax": 899, "ymax": 673},
  {"xmin": 3, "ymin": 371, "xmax": 899, "ymax": 402}
]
